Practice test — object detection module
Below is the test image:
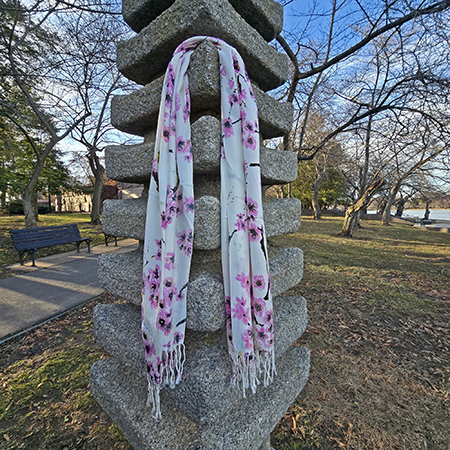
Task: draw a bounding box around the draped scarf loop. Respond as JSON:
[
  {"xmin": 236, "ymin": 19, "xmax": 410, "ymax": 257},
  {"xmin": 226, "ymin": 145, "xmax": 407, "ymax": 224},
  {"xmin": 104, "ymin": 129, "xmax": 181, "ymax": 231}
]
[{"xmin": 142, "ymin": 36, "xmax": 275, "ymax": 420}]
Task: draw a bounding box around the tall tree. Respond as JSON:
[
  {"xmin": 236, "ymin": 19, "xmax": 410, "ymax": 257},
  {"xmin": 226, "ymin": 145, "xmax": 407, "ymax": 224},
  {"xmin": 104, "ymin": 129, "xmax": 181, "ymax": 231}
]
[
  {"xmin": 59, "ymin": 8, "xmax": 131, "ymax": 224},
  {"xmin": 0, "ymin": 0, "xmax": 91, "ymax": 227}
]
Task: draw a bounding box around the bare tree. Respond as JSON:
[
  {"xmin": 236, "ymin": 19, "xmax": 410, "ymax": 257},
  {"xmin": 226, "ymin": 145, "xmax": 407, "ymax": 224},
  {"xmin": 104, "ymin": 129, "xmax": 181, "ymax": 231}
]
[
  {"xmin": 0, "ymin": 0, "xmax": 125, "ymax": 227},
  {"xmin": 1, "ymin": 0, "xmax": 91, "ymax": 227},
  {"xmin": 380, "ymin": 122, "xmax": 449, "ymax": 225},
  {"xmin": 277, "ymin": 0, "xmax": 450, "ymax": 236},
  {"xmin": 59, "ymin": 9, "xmax": 131, "ymax": 224}
]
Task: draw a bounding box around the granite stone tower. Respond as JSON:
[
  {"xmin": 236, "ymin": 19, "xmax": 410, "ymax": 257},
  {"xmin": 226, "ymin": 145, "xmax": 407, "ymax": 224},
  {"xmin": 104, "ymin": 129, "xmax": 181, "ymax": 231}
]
[{"xmin": 90, "ymin": 1, "xmax": 310, "ymax": 448}]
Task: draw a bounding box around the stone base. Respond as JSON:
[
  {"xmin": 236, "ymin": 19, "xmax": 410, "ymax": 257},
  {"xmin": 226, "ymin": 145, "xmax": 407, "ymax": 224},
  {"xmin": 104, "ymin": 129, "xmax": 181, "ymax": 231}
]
[
  {"xmin": 93, "ymin": 295, "xmax": 307, "ymax": 425},
  {"xmin": 91, "ymin": 345, "xmax": 309, "ymax": 450}
]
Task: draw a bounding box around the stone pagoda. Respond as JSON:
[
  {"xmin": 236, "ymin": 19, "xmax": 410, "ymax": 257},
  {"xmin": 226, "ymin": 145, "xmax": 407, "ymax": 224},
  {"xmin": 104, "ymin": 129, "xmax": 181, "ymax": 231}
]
[{"xmin": 90, "ymin": 0, "xmax": 310, "ymax": 449}]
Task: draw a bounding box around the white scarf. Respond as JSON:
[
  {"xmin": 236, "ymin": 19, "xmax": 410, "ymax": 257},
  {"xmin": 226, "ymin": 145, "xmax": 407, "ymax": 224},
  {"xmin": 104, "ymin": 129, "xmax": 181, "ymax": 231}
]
[{"xmin": 142, "ymin": 36, "xmax": 275, "ymax": 420}]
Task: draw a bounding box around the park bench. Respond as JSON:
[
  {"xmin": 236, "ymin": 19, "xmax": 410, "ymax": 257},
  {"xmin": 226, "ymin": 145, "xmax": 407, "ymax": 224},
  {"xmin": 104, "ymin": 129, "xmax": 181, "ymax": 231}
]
[{"xmin": 10, "ymin": 223, "xmax": 93, "ymax": 267}]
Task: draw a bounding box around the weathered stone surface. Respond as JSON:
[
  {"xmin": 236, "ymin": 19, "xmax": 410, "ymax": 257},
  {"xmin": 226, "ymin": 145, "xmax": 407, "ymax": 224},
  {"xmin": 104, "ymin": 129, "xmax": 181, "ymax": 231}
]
[
  {"xmin": 194, "ymin": 196, "xmax": 221, "ymax": 250},
  {"xmin": 105, "ymin": 141, "xmax": 154, "ymax": 184},
  {"xmin": 101, "ymin": 195, "xmax": 219, "ymax": 250},
  {"xmin": 264, "ymin": 197, "xmax": 301, "ymax": 237},
  {"xmin": 93, "ymin": 294, "xmax": 307, "ymax": 425},
  {"xmin": 91, "ymin": 345, "xmax": 309, "ymax": 449},
  {"xmin": 90, "ymin": 358, "xmax": 201, "ymax": 450},
  {"xmin": 112, "ymin": 41, "xmax": 292, "ymax": 140},
  {"xmin": 94, "ymin": 295, "xmax": 307, "ymax": 374},
  {"xmin": 98, "ymin": 245, "xmax": 304, "ymax": 332},
  {"xmin": 200, "ymin": 343, "xmax": 309, "ymax": 449},
  {"xmin": 253, "ymin": 88, "xmax": 294, "ymax": 140},
  {"xmin": 102, "ymin": 195, "xmax": 300, "ymax": 250},
  {"xmin": 227, "ymin": 0, "xmax": 283, "ymax": 42},
  {"xmin": 105, "ymin": 116, "xmax": 298, "ymax": 185},
  {"xmin": 122, "ymin": 0, "xmax": 174, "ymax": 33},
  {"xmin": 186, "ymin": 246, "xmax": 304, "ymax": 331},
  {"xmin": 260, "ymin": 146, "xmax": 298, "ymax": 185},
  {"xmin": 122, "ymin": 0, "xmax": 283, "ymax": 42},
  {"xmin": 102, "ymin": 197, "xmax": 147, "ymax": 241},
  {"xmin": 98, "ymin": 247, "xmax": 144, "ymax": 304},
  {"xmin": 116, "ymin": 0, "xmax": 288, "ymax": 91},
  {"xmin": 259, "ymin": 436, "xmax": 272, "ymax": 450}
]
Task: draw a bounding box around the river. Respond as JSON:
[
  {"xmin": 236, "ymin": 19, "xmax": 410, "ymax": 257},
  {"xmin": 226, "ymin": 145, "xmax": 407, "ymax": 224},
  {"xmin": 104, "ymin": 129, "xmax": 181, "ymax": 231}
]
[
  {"xmin": 402, "ymin": 209, "xmax": 450, "ymax": 221},
  {"xmin": 367, "ymin": 209, "xmax": 450, "ymax": 221}
]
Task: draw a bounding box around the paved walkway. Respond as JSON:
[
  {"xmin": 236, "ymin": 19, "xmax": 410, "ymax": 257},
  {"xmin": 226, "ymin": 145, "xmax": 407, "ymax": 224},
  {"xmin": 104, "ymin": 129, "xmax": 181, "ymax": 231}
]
[{"xmin": 0, "ymin": 239, "xmax": 138, "ymax": 340}]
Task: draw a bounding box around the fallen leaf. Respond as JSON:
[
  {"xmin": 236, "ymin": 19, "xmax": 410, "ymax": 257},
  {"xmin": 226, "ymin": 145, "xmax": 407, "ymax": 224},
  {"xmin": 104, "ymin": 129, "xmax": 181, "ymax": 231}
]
[
  {"xmin": 347, "ymin": 423, "xmax": 353, "ymax": 437},
  {"xmin": 291, "ymin": 415, "xmax": 297, "ymax": 436},
  {"xmin": 330, "ymin": 436, "xmax": 345, "ymax": 447}
]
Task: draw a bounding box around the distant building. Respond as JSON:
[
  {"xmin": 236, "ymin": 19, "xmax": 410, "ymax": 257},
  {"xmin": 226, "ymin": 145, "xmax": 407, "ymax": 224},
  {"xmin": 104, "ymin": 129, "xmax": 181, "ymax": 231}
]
[
  {"xmin": 52, "ymin": 191, "xmax": 93, "ymax": 213},
  {"xmin": 117, "ymin": 182, "xmax": 144, "ymax": 199}
]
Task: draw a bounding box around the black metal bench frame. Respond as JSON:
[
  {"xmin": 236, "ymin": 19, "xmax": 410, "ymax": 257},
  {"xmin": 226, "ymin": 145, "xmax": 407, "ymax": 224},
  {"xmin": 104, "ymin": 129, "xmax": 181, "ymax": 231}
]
[
  {"xmin": 10, "ymin": 223, "xmax": 93, "ymax": 267},
  {"xmin": 104, "ymin": 233, "xmax": 118, "ymax": 246}
]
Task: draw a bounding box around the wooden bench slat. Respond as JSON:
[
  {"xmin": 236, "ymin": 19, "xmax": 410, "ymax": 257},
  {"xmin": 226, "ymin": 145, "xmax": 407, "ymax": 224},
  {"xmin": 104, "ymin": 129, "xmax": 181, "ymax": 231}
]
[
  {"xmin": 10, "ymin": 224, "xmax": 79, "ymax": 234},
  {"xmin": 10, "ymin": 223, "xmax": 92, "ymax": 266},
  {"xmin": 13, "ymin": 230, "xmax": 83, "ymax": 244}
]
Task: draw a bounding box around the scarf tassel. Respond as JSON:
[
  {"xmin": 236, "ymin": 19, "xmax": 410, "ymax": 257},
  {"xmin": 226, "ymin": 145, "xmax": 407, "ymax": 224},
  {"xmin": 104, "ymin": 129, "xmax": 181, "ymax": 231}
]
[
  {"xmin": 231, "ymin": 349, "xmax": 276, "ymax": 398},
  {"xmin": 146, "ymin": 343, "xmax": 186, "ymax": 420}
]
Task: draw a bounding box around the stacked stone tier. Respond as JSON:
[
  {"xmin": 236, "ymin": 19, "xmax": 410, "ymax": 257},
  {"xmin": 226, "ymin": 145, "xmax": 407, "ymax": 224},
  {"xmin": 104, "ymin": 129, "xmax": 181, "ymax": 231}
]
[
  {"xmin": 116, "ymin": 0, "xmax": 288, "ymax": 91},
  {"xmin": 98, "ymin": 245, "xmax": 303, "ymax": 332},
  {"xmin": 112, "ymin": 41, "xmax": 293, "ymax": 140},
  {"xmin": 106, "ymin": 116, "xmax": 298, "ymax": 184},
  {"xmin": 102, "ymin": 195, "xmax": 301, "ymax": 247},
  {"xmin": 122, "ymin": 0, "xmax": 283, "ymax": 42}
]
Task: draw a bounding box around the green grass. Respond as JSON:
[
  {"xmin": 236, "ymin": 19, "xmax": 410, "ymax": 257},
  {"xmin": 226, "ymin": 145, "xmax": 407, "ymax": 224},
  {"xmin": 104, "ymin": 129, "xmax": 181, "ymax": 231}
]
[
  {"xmin": 271, "ymin": 216, "xmax": 449, "ymax": 318},
  {"xmin": 0, "ymin": 296, "xmax": 132, "ymax": 450},
  {"xmin": 270, "ymin": 214, "xmax": 450, "ymax": 450},
  {"xmin": 0, "ymin": 213, "xmax": 105, "ymax": 269}
]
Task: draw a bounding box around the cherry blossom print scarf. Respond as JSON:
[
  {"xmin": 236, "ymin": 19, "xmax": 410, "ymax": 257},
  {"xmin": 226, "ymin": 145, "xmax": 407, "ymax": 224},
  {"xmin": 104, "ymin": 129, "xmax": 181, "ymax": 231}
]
[{"xmin": 142, "ymin": 36, "xmax": 275, "ymax": 420}]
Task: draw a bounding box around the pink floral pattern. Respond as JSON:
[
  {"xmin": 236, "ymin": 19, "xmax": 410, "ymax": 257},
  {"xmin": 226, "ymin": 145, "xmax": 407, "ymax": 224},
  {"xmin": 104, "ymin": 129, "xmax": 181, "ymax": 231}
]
[{"xmin": 142, "ymin": 37, "xmax": 274, "ymax": 421}]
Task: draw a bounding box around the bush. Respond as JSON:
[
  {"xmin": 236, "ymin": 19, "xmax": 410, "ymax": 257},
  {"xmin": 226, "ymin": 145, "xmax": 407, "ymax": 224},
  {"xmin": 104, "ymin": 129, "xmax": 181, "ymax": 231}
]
[
  {"xmin": 3, "ymin": 201, "xmax": 54, "ymax": 215},
  {"xmin": 7, "ymin": 200, "xmax": 24, "ymax": 215},
  {"xmin": 38, "ymin": 204, "xmax": 54, "ymax": 214}
]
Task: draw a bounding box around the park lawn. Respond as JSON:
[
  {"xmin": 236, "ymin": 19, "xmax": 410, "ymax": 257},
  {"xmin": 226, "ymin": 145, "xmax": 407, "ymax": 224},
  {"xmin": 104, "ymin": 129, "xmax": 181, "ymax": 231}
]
[
  {"xmin": 0, "ymin": 213, "xmax": 105, "ymax": 275},
  {"xmin": 271, "ymin": 216, "xmax": 450, "ymax": 449},
  {"xmin": 0, "ymin": 214, "xmax": 449, "ymax": 449}
]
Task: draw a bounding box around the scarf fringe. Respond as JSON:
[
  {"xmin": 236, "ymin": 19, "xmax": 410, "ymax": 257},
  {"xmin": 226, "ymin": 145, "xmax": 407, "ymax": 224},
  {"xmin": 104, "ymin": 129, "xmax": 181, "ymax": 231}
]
[
  {"xmin": 146, "ymin": 343, "xmax": 186, "ymax": 420},
  {"xmin": 231, "ymin": 349, "xmax": 276, "ymax": 398}
]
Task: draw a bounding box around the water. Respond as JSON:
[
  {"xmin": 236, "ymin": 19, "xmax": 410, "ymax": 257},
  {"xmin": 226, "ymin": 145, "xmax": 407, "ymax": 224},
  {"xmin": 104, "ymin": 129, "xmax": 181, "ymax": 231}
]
[
  {"xmin": 402, "ymin": 209, "xmax": 450, "ymax": 221},
  {"xmin": 366, "ymin": 209, "xmax": 450, "ymax": 221}
]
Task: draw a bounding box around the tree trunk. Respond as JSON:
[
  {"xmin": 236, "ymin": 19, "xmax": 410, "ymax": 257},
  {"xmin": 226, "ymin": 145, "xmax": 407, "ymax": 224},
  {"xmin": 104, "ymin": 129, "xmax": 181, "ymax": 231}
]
[
  {"xmin": 395, "ymin": 198, "xmax": 406, "ymax": 217},
  {"xmin": 381, "ymin": 180, "xmax": 401, "ymax": 226},
  {"xmin": 33, "ymin": 194, "xmax": 39, "ymax": 223},
  {"xmin": 311, "ymin": 170, "xmax": 327, "ymax": 220},
  {"xmin": 424, "ymin": 202, "xmax": 430, "ymax": 220},
  {"xmin": 22, "ymin": 186, "xmax": 37, "ymax": 228},
  {"xmin": 0, "ymin": 190, "xmax": 6, "ymax": 209},
  {"xmin": 21, "ymin": 139, "xmax": 59, "ymax": 228},
  {"xmin": 341, "ymin": 179, "xmax": 384, "ymax": 237},
  {"xmin": 87, "ymin": 148, "xmax": 106, "ymax": 225},
  {"xmin": 91, "ymin": 165, "xmax": 105, "ymax": 225},
  {"xmin": 311, "ymin": 186, "xmax": 322, "ymax": 220}
]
